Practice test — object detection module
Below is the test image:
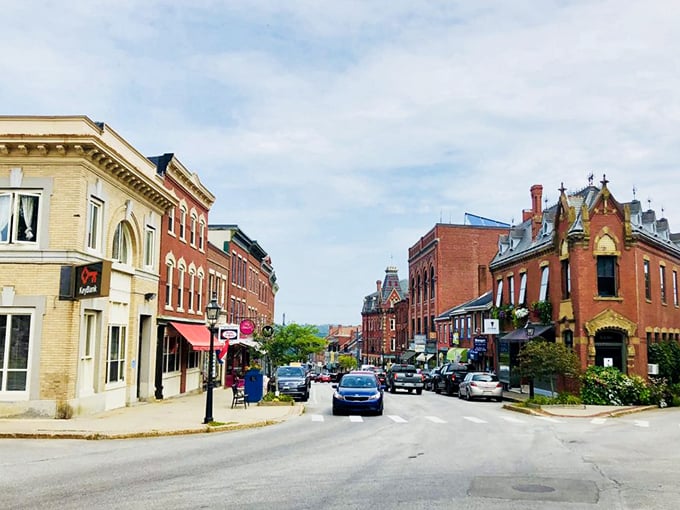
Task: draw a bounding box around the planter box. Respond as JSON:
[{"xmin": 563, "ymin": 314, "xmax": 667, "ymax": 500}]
[{"xmin": 257, "ymin": 401, "xmax": 294, "ymax": 406}]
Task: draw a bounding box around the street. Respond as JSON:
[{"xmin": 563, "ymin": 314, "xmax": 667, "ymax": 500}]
[{"xmin": 2, "ymin": 382, "xmax": 679, "ymax": 509}]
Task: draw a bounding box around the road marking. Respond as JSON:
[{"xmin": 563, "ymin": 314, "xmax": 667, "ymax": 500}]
[
  {"xmin": 349, "ymin": 415, "xmax": 363, "ymax": 423},
  {"xmin": 388, "ymin": 415, "xmax": 408, "ymax": 423},
  {"xmin": 633, "ymin": 420, "xmax": 649, "ymax": 428},
  {"xmin": 536, "ymin": 416, "xmax": 562, "ymax": 423},
  {"xmin": 311, "ymin": 414, "xmax": 324, "ymax": 422},
  {"xmin": 425, "ymin": 416, "xmax": 447, "ymax": 423},
  {"xmin": 463, "ymin": 416, "xmax": 487, "ymax": 424},
  {"xmin": 591, "ymin": 418, "xmax": 607, "ymax": 425},
  {"xmin": 500, "ymin": 416, "xmax": 525, "ymax": 424}
]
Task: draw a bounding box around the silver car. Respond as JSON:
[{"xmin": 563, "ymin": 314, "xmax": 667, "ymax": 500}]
[{"xmin": 458, "ymin": 372, "xmax": 503, "ymax": 402}]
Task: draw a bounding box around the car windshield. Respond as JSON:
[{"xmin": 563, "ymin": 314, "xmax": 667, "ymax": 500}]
[
  {"xmin": 340, "ymin": 376, "xmax": 377, "ymax": 388},
  {"xmin": 277, "ymin": 367, "xmax": 304, "ymax": 377}
]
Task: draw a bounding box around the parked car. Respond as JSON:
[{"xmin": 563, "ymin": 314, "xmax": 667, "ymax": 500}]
[
  {"xmin": 458, "ymin": 372, "xmax": 503, "ymax": 401},
  {"xmin": 317, "ymin": 372, "xmax": 332, "ymax": 383},
  {"xmin": 433, "ymin": 362, "xmax": 469, "ymax": 396},
  {"xmin": 423, "ymin": 367, "xmax": 441, "ymax": 391},
  {"xmin": 332, "ymin": 372, "xmax": 384, "ymax": 415},
  {"xmin": 375, "ymin": 370, "xmax": 387, "ymax": 389},
  {"xmin": 268, "ymin": 365, "xmax": 310, "ymax": 401}
]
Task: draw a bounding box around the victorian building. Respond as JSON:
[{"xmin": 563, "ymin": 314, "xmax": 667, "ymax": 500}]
[
  {"xmin": 489, "ymin": 178, "xmax": 680, "ymax": 390},
  {"xmin": 0, "ymin": 116, "xmax": 175, "ymax": 417},
  {"xmin": 361, "ymin": 266, "xmax": 407, "ymax": 367}
]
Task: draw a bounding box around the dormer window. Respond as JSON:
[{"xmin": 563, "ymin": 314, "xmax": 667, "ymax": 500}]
[{"xmin": 541, "ymin": 220, "xmax": 553, "ymax": 237}]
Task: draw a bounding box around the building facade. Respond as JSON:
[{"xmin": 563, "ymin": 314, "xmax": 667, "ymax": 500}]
[
  {"xmin": 150, "ymin": 153, "xmax": 215, "ymax": 400},
  {"xmin": 0, "ymin": 116, "xmax": 175, "ymax": 417},
  {"xmin": 361, "ymin": 266, "xmax": 407, "ymax": 367},
  {"xmin": 489, "ymin": 178, "xmax": 680, "ymax": 389},
  {"xmin": 408, "ymin": 222, "xmax": 509, "ymax": 360}
]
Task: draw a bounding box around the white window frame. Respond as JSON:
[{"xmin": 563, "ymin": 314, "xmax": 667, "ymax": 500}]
[
  {"xmin": 83, "ymin": 312, "xmax": 96, "ymax": 360},
  {"xmin": 518, "ymin": 273, "xmax": 527, "ymax": 305},
  {"xmin": 112, "ymin": 222, "xmax": 131, "ymax": 264},
  {"xmin": 165, "ymin": 262, "xmax": 174, "ymax": 308},
  {"xmin": 188, "ymin": 270, "xmax": 195, "ymax": 312},
  {"xmin": 87, "ymin": 198, "xmax": 102, "ymax": 250},
  {"xmin": 179, "ymin": 207, "xmax": 187, "ymax": 241},
  {"xmin": 197, "ymin": 273, "xmax": 204, "ymax": 314},
  {"xmin": 495, "ymin": 280, "xmax": 503, "ymax": 307},
  {"xmin": 177, "ymin": 265, "xmax": 185, "ymax": 310},
  {"xmin": 0, "ymin": 191, "xmax": 41, "ymax": 245},
  {"xmin": 198, "ymin": 220, "xmax": 205, "ymax": 251},
  {"xmin": 539, "ymin": 266, "xmax": 550, "ymax": 301},
  {"xmin": 144, "ymin": 227, "xmax": 155, "ymax": 268},
  {"xmin": 0, "ymin": 311, "xmax": 32, "ymax": 393},
  {"xmin": 106, "ymin": 325, "xmax": 126, "ymax": 384},
  {"xmin": 673, "ymin": 270, "xmax": 678, "ymax": 307},
  {"xmin": 167, "ymin": 207, "xmax": 175, "ymax": 235},
  {"xmin": 508, "ymin": 275, "xmax": 515, "ymax": 305},
  {"xmin": 190, "ymin": 214, "xmax": 197, "ymax": 247}
]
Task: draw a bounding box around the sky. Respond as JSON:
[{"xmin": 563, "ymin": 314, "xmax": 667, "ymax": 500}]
[{"xmin": 2, "ymin": 1, "xmax": 680, "ymax": 326}]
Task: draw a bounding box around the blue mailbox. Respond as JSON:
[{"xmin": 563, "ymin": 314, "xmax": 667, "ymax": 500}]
[{"xmin": 244, "ymin": 369, "xmax": 263, "ymax": 403}]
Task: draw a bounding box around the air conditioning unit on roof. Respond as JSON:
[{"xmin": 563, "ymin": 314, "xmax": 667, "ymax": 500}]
[{"xmin": 648, "ymin": 363, "xmax": 659, "ymax": 375}]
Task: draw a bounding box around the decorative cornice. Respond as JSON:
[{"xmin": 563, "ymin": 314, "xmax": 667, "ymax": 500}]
[
  {"xmin": 0, "ymin": 139, "xmax": 177, "ymax": 211},
  {"xmin": 584, "ymin": 308, "xmax": 637, "ymax": 337}
]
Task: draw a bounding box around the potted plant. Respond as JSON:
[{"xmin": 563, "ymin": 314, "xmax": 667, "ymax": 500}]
[{"xmin": 531, "ymin": 300, "xmax": 553, "ymax": 324}]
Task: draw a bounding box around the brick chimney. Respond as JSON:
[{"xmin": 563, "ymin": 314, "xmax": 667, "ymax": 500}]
[{"xmin": 522, "ymin": 184, "xmax": 543, "ymax": 224}]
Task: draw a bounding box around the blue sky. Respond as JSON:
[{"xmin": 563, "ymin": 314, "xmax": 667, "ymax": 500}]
[{"xmin": 3, "ymin": 1, "xmax": 680, "ymax": 326}]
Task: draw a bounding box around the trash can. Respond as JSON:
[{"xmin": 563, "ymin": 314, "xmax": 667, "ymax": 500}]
[{"xmin": 244, "ymin": 369, "xmax": 263, "ymax": 403}]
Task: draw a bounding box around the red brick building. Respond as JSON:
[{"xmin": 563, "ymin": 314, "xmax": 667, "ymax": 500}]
[
  {"xmin": 489, "ymin": 177, "xmax": 680, "ymax": 389},
  {"xmin": 361, "ymin": 266, "xmax": 407, "ymax": 367},
  {"xmin": 208, "ymin": 224, "xmax": 277, "ymax": 383},
  {"xmin": 150, "ymin": 153, "xmax": 215, "ymax": 399},
  {"xmin": 408, "ymin": 221, "xmax": 509, "ymax": 360}
]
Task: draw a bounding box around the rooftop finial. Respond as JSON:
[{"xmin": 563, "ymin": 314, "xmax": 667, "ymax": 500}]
[
  {"xmin": 587, "ymin": 172, "xmax": 594, "ymax": 186},
  {"xmin": 632, "ymin": 185, "xmax": 637, "ymax": 200},
  {"xmin": 559, "ymin": 182, "xmax": 566, "ymax": 194},
  {"xmin": 647, "ymin": 197, "xmax": 652, "ymax": 210},
  {"xmin": 600, "ymin": 174, "xmax": 609, "ymax": 188}
]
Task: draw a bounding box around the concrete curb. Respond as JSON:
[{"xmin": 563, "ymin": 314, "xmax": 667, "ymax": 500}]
[{"xmin": 503, "ymin": 402, "xmax": 657, "ymax": 418}]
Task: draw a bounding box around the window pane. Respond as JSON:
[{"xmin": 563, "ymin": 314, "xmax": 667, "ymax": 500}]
[
  {"xmin": 8, "ymin": 315, "xmax": 30, "ymax": 369},
  {"xmin": 17, "ymin": 194, "xmax": 39, "ymax": 242},
  {"xmin": 0, "ymin": 194, "xmax": 11, "ymax": 242},
  {"xmin": 0, "ymin": 315, "xmax": 6, "ymax": 369},
  {"xmin": 7, "ymin": 371, "xmax": 26, "ymax": 391}
]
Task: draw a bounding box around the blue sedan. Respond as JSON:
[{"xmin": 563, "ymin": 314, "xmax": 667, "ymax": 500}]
[{"xmin": 332, "ymin": 373, "xmax": 384, "ymax": 416}]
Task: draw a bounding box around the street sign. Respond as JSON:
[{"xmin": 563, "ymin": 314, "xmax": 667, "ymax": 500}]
[
  {"xmin": 262, "ymin": 325, "xmax": 274, "ymax": 337},
  {"xmin": 484, "ymin": 319, "xmax": 499, "ymax": 335}
]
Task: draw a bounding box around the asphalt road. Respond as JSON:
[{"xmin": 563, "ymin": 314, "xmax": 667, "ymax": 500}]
[{"xmin": 2, "ymin": 382, "xmax": 679, "ymax": 509}]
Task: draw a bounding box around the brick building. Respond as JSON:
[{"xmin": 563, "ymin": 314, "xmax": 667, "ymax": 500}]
[
  {"xmin": 361, "ymin": 266, "xmax": 407, "ymax": 367},
  {"xmin": 208, "ymin": 225, "xmax": 277, "ymax": 384},
  {"xmin": 408, "ymin": 221, "xmax": 509, "ymax": 361},
  {"xmin": 149, "ymin": 153, "xmax": 215, "ymax": 399},
  {"xmin": 0, "ymin": 116, "xmax": 175, "ymax": 417},
  {"xmin": 489, "ymin": 178, "xmax": 680, "ymax": 390}
]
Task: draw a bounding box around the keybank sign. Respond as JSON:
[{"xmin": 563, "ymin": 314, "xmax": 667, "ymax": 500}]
[{"xmin": 75, "ymin": 261, "xmax": 111, "ymax": 299}]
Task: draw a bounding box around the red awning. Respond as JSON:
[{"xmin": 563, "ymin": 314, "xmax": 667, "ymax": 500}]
[{"xmin": 169, "ymin": 321, "xmax": 212, "ymax": 351}]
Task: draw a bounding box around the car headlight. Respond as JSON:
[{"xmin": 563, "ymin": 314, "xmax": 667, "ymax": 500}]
[
  {"xmin": 367, "ymin": 392, "xmax": 381, "ymax": 400},
  {"xmin": 333, "ymin": 392, "xmax": 346, "ymax": 400}
]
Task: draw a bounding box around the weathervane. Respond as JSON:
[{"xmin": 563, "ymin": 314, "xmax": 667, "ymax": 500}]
[{"xmin": 587, "ymin": 173, "xmax": 594, "ymax": 186}]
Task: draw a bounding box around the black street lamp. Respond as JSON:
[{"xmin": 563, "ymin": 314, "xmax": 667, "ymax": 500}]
[{"xmin": 203, "ymin": 293, "xmax": 221, "ymax": 424}]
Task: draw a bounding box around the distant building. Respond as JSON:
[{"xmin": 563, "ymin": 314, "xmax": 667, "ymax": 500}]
[
  {"xmin": 361, "ymin": 266, "xmax": 408, "ymax": 367},
  {"xmin": 408, "ymin": 221, "xmax": 509, "ymax": 363},
  {"xmin": 489, "ymin": 177, "xmax": 680, "ymax": 390}
]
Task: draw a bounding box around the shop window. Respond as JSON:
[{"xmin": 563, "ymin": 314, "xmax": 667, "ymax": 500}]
[
  {"xmin": 0, "ymin": 313, "xmax": 31, "ymax": 391},
  {"xmin": 106, "ymin": 325, "xmax": 126, "ymax": 384}
]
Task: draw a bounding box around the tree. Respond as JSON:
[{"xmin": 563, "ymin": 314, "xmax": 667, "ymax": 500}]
[
  {"xmin": 517, "ymin": 337, "xmax": 581, "ymax": 396},
  {"xmin": 258, "ymin": 323, "xmax": 326, "ymax": 368},
  {"xmin": 338, "ymin": 355, "xmax": 357, "ymax": 372}
]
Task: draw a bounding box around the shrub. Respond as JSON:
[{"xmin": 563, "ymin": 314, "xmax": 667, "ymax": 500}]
[
  {"xmin": 581, "ymin": 366, "xmax": 651, "ymax": 405},
  {"xmin": 261, "ymin": 392, "xmax": 294, "ymax": 403}
]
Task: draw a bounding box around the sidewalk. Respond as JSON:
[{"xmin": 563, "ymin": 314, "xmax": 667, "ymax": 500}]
[
  {"xmin": 502, "ymin": 388, "xmax": 656, "ymax": 418},
  {"xmin": 0, "ymin": 387, "xmax": 304, "ymax": 440}
]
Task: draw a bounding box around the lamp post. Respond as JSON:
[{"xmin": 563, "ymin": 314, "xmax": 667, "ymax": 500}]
[{"xmin": 203, "ymin": 293, "xmax": 221, "ymax": 424}]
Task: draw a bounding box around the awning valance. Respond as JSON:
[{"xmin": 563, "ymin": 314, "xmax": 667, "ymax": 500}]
[
  {"xmin": 446, "ymin": 347, "xmax": 468, "ymax": 362},
  {"xmin": 230, "ymin": 338, "xmax": 263, "ymax": 352},
  {"xmin": 169, "ymin": 321, "xmax": 212, "ymax": 351},
  {"xmin": 501, "ymin": 324, "xmax": 553, "ymax": 342},
  {"xmin": 416, "ymin": 353, "xmax": 434, "ymax": 362}
]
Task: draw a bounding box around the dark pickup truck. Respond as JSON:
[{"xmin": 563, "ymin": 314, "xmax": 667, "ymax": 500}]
[
  {"xmin": 386, "ymin": 364, "xmax": 424, "ymax": 394},
  {"xmin": 433, "ymin": 362, "xmax": 469, "ymax": 396}
]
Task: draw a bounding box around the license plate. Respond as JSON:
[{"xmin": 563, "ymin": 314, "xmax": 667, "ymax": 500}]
[{"xmin": 403, "ymin": 382, "xmax": 414, "ymax": 387}]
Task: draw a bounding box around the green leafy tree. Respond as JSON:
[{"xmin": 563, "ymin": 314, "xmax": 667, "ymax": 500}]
[
  {"xmin": 518, "ymin": 337, "xmax": 581, "ymax": 395},
  {"xmin": 258, "ymin": 323, "xmax": 326, "ymax": 368},
  {"xmin": 338, "ymin": 355, "xmax": 358, "ymax": 372}
]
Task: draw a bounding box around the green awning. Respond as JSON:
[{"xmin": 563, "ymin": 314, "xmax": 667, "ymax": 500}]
[{"xmin": 446, "ymin": 347, "xmax": 468, "ymax": 362}]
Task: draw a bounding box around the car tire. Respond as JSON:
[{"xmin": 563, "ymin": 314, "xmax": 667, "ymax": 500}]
[
  {"xmin": 416, "ymin": 388, "xmax": 422, "ymax": 395},
  {"xmin": 496, "ymin": 397, "xmax": 503, "ymax": 402},
  {"xmin": 446, "ymin": 385, "xmax": 452, "ymax": 396},
  {"xmin": 332, "ymin": 407, "xmax": 339, "ymax": 416},
  {"xmin": 458, "ymin": 389, "xmax": 463, "ymax": 399},
  {"xmin": 390, "ymin": 385, "xmax": 396, "ymax": 394}
]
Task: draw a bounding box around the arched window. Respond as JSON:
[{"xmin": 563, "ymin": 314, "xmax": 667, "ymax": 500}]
[{"xmin": 112, "ymin": 221, "xmax": 132, "ymax": 264}]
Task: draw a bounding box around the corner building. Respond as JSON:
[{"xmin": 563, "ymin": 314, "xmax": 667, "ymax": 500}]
[
  {"xmin": 0, "ymin": 116, "xmax": 175, "ymax": 417},
  {"xmin": 490, "ymin": 178, "xmax": 680, "ymax": 388}
]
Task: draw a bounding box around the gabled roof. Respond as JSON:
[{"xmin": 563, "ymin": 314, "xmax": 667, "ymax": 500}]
[{"xmin": 435, "ymin": 291, "xmax": 493, "ymax": 321}]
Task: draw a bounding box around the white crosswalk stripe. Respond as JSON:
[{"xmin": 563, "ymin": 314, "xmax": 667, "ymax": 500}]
[
  {"xmin": 536, "ymin": 416, "xmax": 562, "ymax": 423},
  {"xmin": 311, "ymin": 414, "xmax": 324, "ymax": 422},
  {"xmin": 633, "ymin": 420, "xmax": 649, "ymax": 428},
  {"xmin": 591, "ymin": 418, "xmax": 607, "ymax": 425},
  {"xmin": 463, "ymin": 416, "xmax": 487, "ymax": 424},
  {"xmin": 349, "ymin": 415, "xmax": 363, "ymax": 422},
  {"xmin": 500, "ymin": 415, "xmax": 525, "ymax": 424},
  {"xmin": 425, "ymin": 416, "xmax": 447, "ymax": 423},
  {"xmin": 388, "ymin": 415, "xmax": 408, "ymax": 423}
]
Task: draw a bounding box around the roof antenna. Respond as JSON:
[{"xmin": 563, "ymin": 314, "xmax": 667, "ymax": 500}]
[
  {"xmin": 647, "ymin": 197, "xmax": 652, "ymax": 210},
  {"xmin": 632, "ymin": 185, "xmax": 637, "ymax": 200}
]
